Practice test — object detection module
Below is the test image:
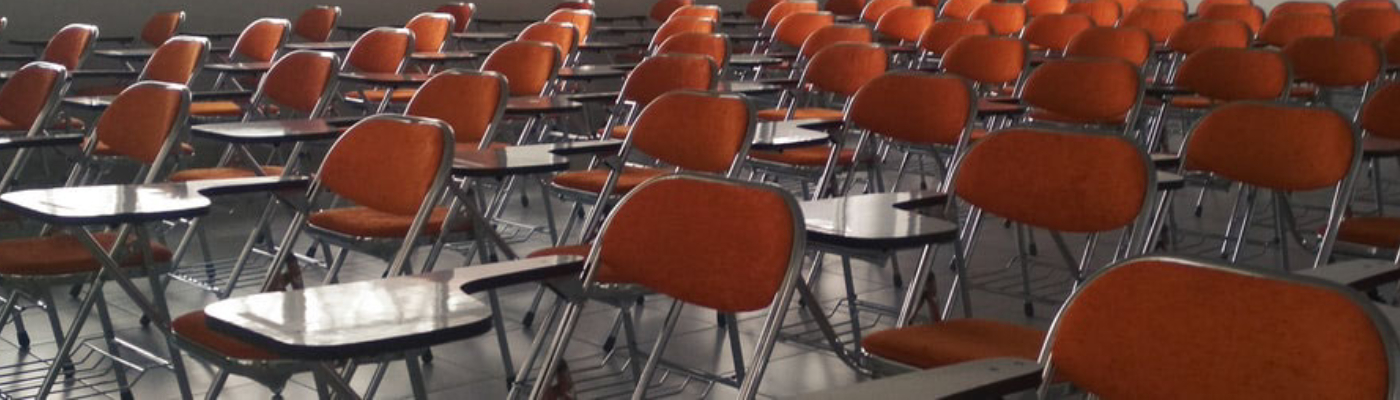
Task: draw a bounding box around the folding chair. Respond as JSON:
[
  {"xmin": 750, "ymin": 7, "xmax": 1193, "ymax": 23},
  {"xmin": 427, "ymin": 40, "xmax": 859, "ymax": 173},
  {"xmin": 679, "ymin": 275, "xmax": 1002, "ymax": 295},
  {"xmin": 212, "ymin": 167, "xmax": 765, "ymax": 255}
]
[
  {"xmin": 1020, "ymin": 14, "xmax": 1093, "ymax": 55},
  {"xmin": 1144, "ymin": 47, "xmax": 1288, "ymax": 152},
  {"xmin": 941, "ymin": 0, "xmax": 993, "ymax": 20},
  {"xmin": 293, "ymin": 5, "xmax": 342, "ymax": 42},
  {"xmin": 1341, "ymin": 8, "xmax": 1400, "ymax": 43},
  {"xmin": 1120, "ymin": 8, "xmax": 1186, "ymax": 46},
  {"xmin": 211, "ymin": 18, "xmax": 292, "ymax": 90},
  {"xmin": 138, "ymin": 11, "xmax": 185, "ymax": 48},
  {"xmin": 0, "ymin": 62, "xmax": 70, "ymax": 140},
  {"xmin": 860, "ymin": 0, "xmax": 914, "ymax": 25},
  {"xmin": 1138, "ymin": 0, "xmax": 1188, "ymax": 13},
  {"xmin": 1270, "ymin": 0, "xmax": 1336, "ymax": 18},
  {"xmin": 1283, "ymin": 36, "xmax": 1384, "ymax": 110},
  {"xmin": 1064, "ymin": 26, "xmax": 1153, "ymax": 68},
  {"xmin": 1258, "ymin": 12, "xmax": 1337, "ymax": 48},
  {"xmin": 1200, "ymin": 3, "xmax": 1266, "ymax": 36},
  {"xmin": 1337, "ymin": 83, "xmax": 1400, "ymax": 256},
  {"xmin": 1066, "ymin": 0, "xmax": 1122, "ymax": 27},
  {"xmin": 480, "ymin": 40, "xmax": 564, "ymax": 146},
  {"xmin": 670, "ymin": 4, "xmax": 723, "ymax": 20},
  {"xmin": 1026, "ymin": 0, "xmax": 1069, "ymax": 17},
  {"xmin": 656, "ymin": 32, "xmax": 732, "ymax": 69},
  {"xmin": 436, "ymin": 2, "xmax": 477, "ymax": 33},
  {"xmin": 338, "ymin": 27, "xmax": 415, "ymax": 112},
  {"xmin": 938, "ymin": 35, "xmax": 1028, "ymax": 125},
  {"xmin": 1019, "ymin": 57, "xmax": 1144, "ymax": 136},
  {"xmin": 875, "ymin": 6, "xmax": 936, "ymax": 44},
  {"xmin": 190, "ymin": 49, "xmax": 338, "ymax": 122},
  {"xmin": 74, "ymin": 35, "xmax": 211, "ymax": 96},
  {"xmin": 863, "ymin": 127, "xmax": 1153, "ymax": 374},
  {"xmin": 971, "ymin": 3, "xmax": 1028, "ymax": 36},
  {"xmin": 39, "ymin": 24, "xmax": 98, "ymax": 73},
  {"xmin": 545, "ymin": 9, "xmax": 596, "ymax": 44}
]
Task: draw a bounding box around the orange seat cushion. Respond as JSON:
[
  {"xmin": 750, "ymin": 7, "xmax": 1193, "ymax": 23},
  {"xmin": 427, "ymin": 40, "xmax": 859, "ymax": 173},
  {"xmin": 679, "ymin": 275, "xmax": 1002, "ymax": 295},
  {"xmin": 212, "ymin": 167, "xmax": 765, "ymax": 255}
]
[
  {"xmin": 0, "ymin": 115, "xmax": 82, "ymax": 131},
  {"xmin": 173, "ymin": 310, "xmax": 282, "ymax": 360},
  {"xmin": 749, "ymin": 146, "xmax": 859, "ymax": 166},
  {"xmin": 1338, "ymin": 217, "xmax": 1400, "ymax": 248},
  {"xmin": 756, "ymin": 107, "xmax": 845, "ymax": 122},
  {"xmin": 309, "ymin": 206, "xmax": 469, "ymax": 238},
  {"xmin": 861, "ymin": 319, "xmax": 1046, "ymax": 369},
  {"xmin": 0, "ymin": 116, "xmax": 18, "ymax": 130},
  {"xmin": 0, "ymin": 232, "xmax": 173, "ymax": 276},
  {"xmin": 345, "ymin": 88, "xmax": 418, "ymax": 103},
  {"xmin": 1168, "ymin": 95, "xmax": 1215, "ymax": 109},
  {"xmin": 190, "ymin": 101, "xmax": 245, "ymax": 117},
  {"xmin": 93, "ymin": 141, "xmax": 195, "ymax": 157},
  {"xmin": 168, "ymin": 166, "xmax": 285, "ymax": 182},
  {"xmin": 605, "ymin": 125, "xmax": 631, "ymax": 139},
  {"xmin": 552, "ymin": 167, "xmax": 669, "ymax": 194}
]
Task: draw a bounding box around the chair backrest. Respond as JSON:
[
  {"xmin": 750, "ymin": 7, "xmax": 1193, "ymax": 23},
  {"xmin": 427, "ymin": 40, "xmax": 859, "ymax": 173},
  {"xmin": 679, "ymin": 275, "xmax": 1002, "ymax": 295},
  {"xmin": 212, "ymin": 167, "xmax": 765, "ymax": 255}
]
[
  {"xmin": 1284, "ymin": 36, "xmax": 1384, "ymax": 88},
  {"xmin": 141, "ymin": 36, "xmax": 210, "ymax": 85},
  {"xmin": 860, "ymin": 0, "xmax": 913, "ymax": 24},
  {"xmin": 652, "ymin": 16, "xmax": 717, "ymax": 50},
  {"xmin": 1138, "ymin": 0, "xmax": 1187, "ymax": 13},
  {"xmin": 1270, "ymin": 1, "xmax": 1335, "ymax": 18},
  {"xmin": 1111, "ymin": 0, "xmax": 1141, "ymax": 14},
  {"xmin": 628, "ymin": 91, "xmax": 754, "ymax": 174},
  {"xmin": 918, "ymin": 19, "xmax": 991, "ymax": 56},
  {"xmin": 1023, "ymin": 57, "xmax": 1142, "ymax": 125},
  {"xmin": 942, "ymin": 35, "xmax": 1027, "ymax": 88},
  {"xmin": 481, "ymin": 41, "xmax": 563, "ymax": 96},
  {"xmin": 619, "ymin": 54, "xmax": 719, "ymax": 108},
  {"xmin": 801, "ymin": 24, "xmax": 874, "ymax": 59},
  {"xmin": 1026, "ymin": 0, "xmax": 1070, "ymax": 17},
  {"xmin": 1341, "ymin": 9, "xmax": 1400, "ymax": 43},
  {"xmin": 1166, "ymin": 19, "xmax": 1252, "ymax": 55},
  {"xmin": 344, "ymin": 27, "xmax": 414, "ymax": 74},
  {"xmin": 1023, "ymin": 14, "xmax": 1094, "ymax": 53},
  {"xmin": 774, "ymin": 12, "xmax": 838, "ymax": 50},
  {"xmin": 942, "ymin": 0, "xmax": 993, "ymax": 20},
  {"xmin": 407, "ymin": 12, "xmax": 455, "ymax": 53},
  {"xmin": 747, "ymin": 0, "xmax": 787, "ymax": 19},
  {"xmin": 768, "ymin": 1, "xmax": 822, "ymax": 28},
  {"xmin": 318, "ymin": 115, "xmax": 453, "ymax": 216},
  {"xmin": 545, "ymin": 9, "xmax": 595, "ymax": 42},
  {"xmin": 230, "ymin": 18, "xmax": 291, "ymax": 62},
  {"xmin": 848, "ymin": 71, "xmax": 975, "ymax": 147},
  {"xmin": 802, "ymin": 43, "xmax": 888, "ymax": 96},
  {"xmin": 1183, "ymin": 101, "xmax": 1356, "ymax": 191},
  {"xmin": 435, "ymin": 3, "xmax": 477, "ymax": 33},
  {"xmin": 1361, "ymin": 82, "xmax": 1400, "ymax": 140},
  {"xmin": 1199, "ymin": 0, "xmax": 1254, "ymax": 15},
  {"xmin": 827, "ymin": 0, "xmax": 869, "ymax": 16},
  {"xmin": 90, "ymin": 82, "xmax": 190, "ymax": 165},
  {"xmin": 658, "ymin": 32, "xmax": 732, "ymax": 69},
  {"xmin": 519, "ymin": 21, "xmax": 580, "ymax": 57},
  {"xmin": 293, "ymin": 5, "xmax": 341, "ymax": 42},
  {"xmin": 650, "ymin": 0, "xmax": 696, "ymax": 22},
  {"xmin": 405, "ymin": 69, "xmax": 508, "ymax": 146},
  {"xmin": 1044, "ymin": 256, "xmax": 1397, "ymax": 399},
  {"xmin": 1200, "ymin": 3, "xmax": 1266, "ymax": 34},
  {"xmin": 594, "ymin": 174, "xmax": 802, "ymax": 315},
  {"xmin": 1259, "ymin": 13, "xmax": 1336, "ymax": 47},
  {"xmin": 876, "ymin": 6, "xmax": 936, "ymax": 42},
  {"xmin": 42, "ymin": 24, "xmax": 98, "ymax": 71},
  {"xmin": 954, "ymin": 128, "xmax": 1150, "ymax": 232},
  {"xmin": 1067, "ymin": 0, "xmax": 1122, "ymax": 26},
  {"xmin": 1065, "ymin": 26, "xmax": 1153, "ymax": 67},
  {"xmin": 253, "ymin": 50, "xmax": 339, "ymax": 116},
  {"xmin": 1340, "ymin": 0, "xmax": 1399, "ymax": 18},
  {"xmin": 670, "ymin": 5, "xmax": 723, "ymax": 20},
  {"xmin": 140, "ymin": 11, "xmax": 185, "ymax": 47},
  {"xmin": 1120, "ymin": 8, "xmax": 1186, "ymax": 44},
  {"xmin": 1175, "ymin": 47, "xmax": 1288, "ymax": 101},
  {"xmin": 971, "ymin": 3, "xmax": 1028, "ymax": 36},
  {"xmin": 0, "ymin": 62, "xmax": 69, "ymax": 136}
]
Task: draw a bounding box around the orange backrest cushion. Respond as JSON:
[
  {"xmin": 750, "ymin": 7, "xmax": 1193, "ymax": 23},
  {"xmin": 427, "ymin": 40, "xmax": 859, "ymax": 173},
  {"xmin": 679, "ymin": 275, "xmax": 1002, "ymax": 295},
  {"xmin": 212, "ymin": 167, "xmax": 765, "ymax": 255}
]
[
  {"xmin": 482, "ymin": 41, "xmax": 561, "ymax": 96},
  {"xmin": 848, "ymin": 71, "xmax": 973, "ymax": 146},
  {"xmin": 1023, "ymin": 58, "xmax": 1140, "ymax": 124},
  {"xmin": 405, "ymin": 71, "xmax": 505, "ymax": 144},
  {"xmin": 260, "ymin": 51, "xmax": 336, "ymax": 114},
  {"xmin": 1023, "ymin": 14, "xmax": 1094, "ymax": 52},
  {"xmin": 319, "ymin": 117, "xmax": 449, "ymax": 215},
  {"xmin": 294, "ymin": 6, "xmax": 339, "ymax": 42},
  {"xmin": 1184, "ymin": 102, "xmax": 1355, "ymax": 191},
  {"xmin": 0, "ymin": 63, "xmax": 64, "ymax": 130},
  {"xmin": 1284, "ymin": 36, "xmax": 1383, "ymax": 87},
  {"xmin": 918, "ymin": 19, "xmax": 991, "ymax": 55},
  {"xmin": 42, "ymin": 24, "xmax": 96, "ymax": 70},
  {"xmin": 141, "ymin": 12, "xmax": 184, "ymax": 47},
  {"xmin": 629, "ymin": 91, "xmax": 750, "ymax": 173},
  {"xmin": 1175, "ymin": 47, "xmax": 1287, "ymax": 101},
  {"xmin": 95, "ymin": 83, "xmax": 186, "ymax": 164},
  {"xmin": 942, "ymin": 35, "xmax": 1027, "ymax": 85},
  {"xmin": 620, "ymin": 54, "xmax": 717, "ymax": 106},
  {"xmin": 143, "ymin": 37, "xmax": 206, "ymax": 85},
  {"xmin": 802, "ymin": 43, "xmax": 888, "ymax": 96},
  {"xmin": 345, "ymin": 28, "xmax": 413, "ymax": 73}
]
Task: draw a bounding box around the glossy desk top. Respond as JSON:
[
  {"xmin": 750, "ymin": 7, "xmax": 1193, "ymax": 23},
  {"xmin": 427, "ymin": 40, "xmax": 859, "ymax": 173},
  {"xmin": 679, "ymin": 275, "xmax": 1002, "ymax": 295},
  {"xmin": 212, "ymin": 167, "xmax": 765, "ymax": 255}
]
[
  {"xmin": 410, "ymin": 51, "xmax": 480, "ymax": 62},
  {"xmin": 579, "ymin": 41, "xmax": 635, "ymax": 51},
  {"xmin": 545, "ymin": 139, "xmax": 624, "ymax": 156},
  {"xmin": 191, "ymin": 117, "xmax": 362, "ymax": 144},
  {"xmin": 11, "ymin": 36, "xmax": 133, "ymax": 46},
  {"xmin": 65, "ymin": 90, "xmax": 252, "ymax": 110},
  {"xmin": 205, "ymin": 255, "xmax": 585, "ymax": 359},
  {"xmin": 453, "ymin": 143, "xmax": 571, "ymax": 177},
  {"xmin": 0, "ymin": 182, "xmax": 212, "ymax": 225},
  {"xmin": 452, "ymin": 31, "xmax": 517, "ymax": 41},
  {"xmin": 1145, "ymin": 84, "xmax": 1194, "ymax": 97},
  {"xmin": 338, "ymin": 72, "xmax": 433, "ymax": 87},
  {"xmin": 801, "ymin": 191, "xmax": 959, "ymax": 249},
  {"xmin": 717, "ymin": 81, "xmax": 784, "ymax": 95},
  {"xmin": 730, "ymin": 54, "xmax": 784, "ymax": 66},
  {"xmin": 1157, "ymin": 170, "xmax": 1185, "ymax": 191},
  {"xmin": 284, "ymin": 41, "xmax": 356, "ymax": 51},
  {"xmin": 204, "ymin": 62, "xmax": 273, "ymax": 72},
  {"xmin": 506, "ymin": 96, "xmax": 584, "ymax": 114},
  {"xmin": 558, "ymin": 65, "xmax": 627, "ymax": 80},
  {"xmin": 95, "ymin": 48, "xmax": 157, "ymax": 59},
  {"xmin": 977, "ymin": 99, "xmax": 1027, "ymax": 116},
  {"xmin": 752, "ymin": 120, "xmax": 834, "ymax": 150},
  {"xmin": 0, "ymin": 133, "xmax": 84, "ymax": 151}
]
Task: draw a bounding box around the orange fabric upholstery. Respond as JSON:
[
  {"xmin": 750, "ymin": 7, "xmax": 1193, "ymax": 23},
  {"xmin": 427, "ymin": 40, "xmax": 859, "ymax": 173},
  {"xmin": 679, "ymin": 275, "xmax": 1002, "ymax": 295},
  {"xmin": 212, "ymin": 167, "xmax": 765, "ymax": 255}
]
[
  {"xmin": 407, "ymin": 13, "xmax": 454, "ymax": 53},
  {"xmin": 772, "ymin": 12, "xmax": 834, "ymax": 48},
  {"xmin": 971, "ymin": 4, "xmax": 1027, "ymax": 36},
  {"xmin": 954, "ymin": 129, "xmax": 1148, "ymax": 232},
  {"xmin": 803, "ymin": 43, "xmax": 888, "ymax": 96},
  {"xmin": 1121, "ymin": 8, "xmax": 1185, "ymax": 44},
  {"xmin": 293, "ymin": 6, "xmax": 340, "ymax": 42},
  {"xmin": 1270, "ymin": 1, "xmax": 1335, "ymax": 18},
  {"xmin": 482, "ymin": 41, "xmax": 562, "ymax": 96},
  {"xmin": 670, "ymin": 5, "xmax": 723, "ymax": 20},
  {"xmin": 1200, "ymin": 3, "xmax": 1266, "ymax": 34},
  {"xmin": 1065, "ymin": 26, "xmax": 1152, "ymax": 66},
  {"xmin": 344, "ymin": 88, "xmax": 416, "ymax": 103},
  {"xmin": 231, "ymin": 19, "xmax": 290, "ymax": 62},
  {"xmin": 1138, "ymin": 0, "xmax": 1187, "ymax": 13},
  {"xmin": 406, "ymin": 71, "xmax": 506, "ymax": 144},
  {"xmin": 168, "ymin": 166, "xmax": 285, "ymax": 182},
  {"xmin": 747, "ymin": 0, "xmax": 787, "ymax": 19},
  {"xmin": 1050, "ymin": 259, "xmax": 1390, "ymax": 400},
  {"xmin": 346, "ymin": 28, "xmax": 412, "ymax": 73},
  {"xmin": 1362, "ymin": 83, "xmax": 1400, "ymax": 140},
  {"xmin": 756, "ymin": 107, "xmax": 844, "ymax": 121},
  {"xmin": 1259, "ymin": 13, "xmax": 1336, "ymax": 47},
  {"xmin": 1341, "ymin": 9, "xmax": 1400, "ymax": 42},
  {"xmin": 862, "ymin": 319, "xmax": 1045, "ymax": 369},
  {"xmin": 436, "ymin": 3, "xmax": 476, "ymax": 32},
  {"xmin": 0, "ymin": 63, "xmax": 64, "ymax": 132},
  {"xmin": 658, "ymin": 33, "xmax": 730, "ymax": 68},
  {"xmin": 1166, "ymin": 19, "xmax": 1251, "ymax": 54},
  {"xmin": 800, "ymin": 24, "xmax": 873, "ymax": 58},
  {"xmin": 620, "ymin": 54, "xmax": 717, "ymax": 107},
  {"xmin": 652, "ymin": 16, "xmax": 717, "ymax": 49},
  {"xmin": 918, "ymin": 19, "xmax": 991, "ymax": 55},
  {"xmin": 630, "ymin": 91, "xmax": 752, "ymax": 173},
  {"xmin": 1184, "ymin": 102, "xmax": 1355, "ymax": 191},
  {"xmin": 1284, "ymin": 36, "xmax": 1383, "ymax": 87},
  {"xmin": 1339, "ymin": 216, "xmax": 1400, "ymax": 248},
  {"xmin": 767, "ymin": 1, "xmax": 822, "ymax": 29},
  {"xmin": 1066, "ymin": 0, "xmax": 1122, "ymax": 27},
  {"xmin": 173, "ymin": 311, "xmax": 281, "ymax": 360},
  {"xmin": 140, "ymin": 12, "xmax": 184, "ymax": 47},
  {"xmin": 1388, "ymin": 32, "xmax": 1400, "ymax": 68},
  {"xmin": 1112, "ymin": 0, "xmax": 1140, "ymax": 14},
  {"xmin": 651, "ymin": 0, "xmax": 695, "ymax": 22},
  {"xmin": 827, "ymin": 0, "xmax": 868, "ymax": 16},
  {"xmin": 750, "ymin": 146, "xmax": 859, "ymax": 165},
  {"xmin": 545, "ymin": 9, "xmax": 595, "ymax": 42},
  {"xmin": 260, "ymin": 51, "xmax": 337, "ymax": 115},
  {"xmin": 942, "ymin": 0, "xmax": 993, "ymax": 20},
  {"xmin": 1023, "ymin": 58, "xmax": 1140, "ymax": 125},
  {"xmin": 597, "ymin": 177, "xmax": 798, "ymax": 313},
  {"xmin": 1023, "ymin": 14, "xmax": 1094, "ymax": 52},
  {"xmin": 1026, "ymin": 0, "xmax": 1069, "ymax": 17},
  {"xmin": 310, "ymin": 206, "xmax": 467, "ymax": 237},
  {"xmin": 42, "ymin": 24, "xmax": 96, "ymax": 71},
  {"xmin": 1199, "ymin": 0, "xmax": 1253, "ymax": 14},
  {"xmin": 91, "ymin": 83, "xmax": 186, "ymax": 164},
  {"xmin": 319, "ymin": 117, "xmax": 449, "ymax": 216},
  {"xmin": 1340, "ymin": 0, "xmax": 1399, "ymax": 17},
  {"xmin": 189, "ymin": 101, "xmax": 244, "ymax": 117},
  {"xmin": 875, "ymin": 7, "xmax": 936, "ymax": 42},
  {"xmin": 520, "ymin": 22, "xmax": 580, "ymax": 56},
  {"xmin": 1175, "ymin": 48, "xmax": 1287, "ymax": 101},
  {"xmin": 942, "ymin": 35, "xmax": 1026, "ymax": 86},
  {"xmin": 848, "ymin": 72, "xmax": 974, "ymax": 146},
  {"xmin": 143, "ymin": 36, "xmax": 207, "ymax": 85},
  {"xmin": 553, "ymin": 167, "xmax": 668, "ymax": 194},
  {"xmin": 860, "ymin": 0, "xmax": 914, "ymax": 24},
  {"xmin": 0, "ymin": 232, "xmax": 172, "ymax": 277}
]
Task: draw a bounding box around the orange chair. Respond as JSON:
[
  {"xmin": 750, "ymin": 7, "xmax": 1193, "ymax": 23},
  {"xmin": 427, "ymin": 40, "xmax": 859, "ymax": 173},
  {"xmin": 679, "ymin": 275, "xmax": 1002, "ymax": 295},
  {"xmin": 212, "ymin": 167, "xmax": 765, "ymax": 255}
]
[
  {"xmin": 518, "ymin": 21, "xmax": 580, "ymax": 63},
  {"xmin": 747, "ymin": 0, "xmax": 787, "ymax": 19},
  {"xmin": 1145, "ymin": 48, "xmax": 1289, "ymax": 146},
  {"xmin": 1026, "ymin": 0, "xmax": 1070, "ymax": 17},
  {"xmin": 139, "ymin": 11, "xmax": 185, "ymax": 47},
  {"xmin": 862, "ymin": 128, "xmax": 1151, "ymax": 374},
  {"xmin": 1388, "ymin": 32, "xmax": 1400, "ymax": 72},
  {"xmin": 758, "ymin": 43, "xmax": 887, "ymax": 122},
  {"xmin": 767, "ymin": 1, "xmax": 822, "ymax": 29},
  {"xmin": 407, "ymin": 12, "xmax": 455, "ymax": 54},
  {"xmin": 76, "ymin": 82, "xmax": 194, "ymax": 180},
  {"xmin": 1336, "ymin": 83, "xmax": 1400, "ymax": 250},
  {"xmin": 1022, "ymin": 57, "xmax": 1143, "ymax": 134},
  {"xmin": 669, "ymin": 4, "xmax": 723, "ymax": 20},
  {"xmin": 1137, "ymin": 0, "xmax": 1187, "ymax": 13},
  {"xmin": 876, "ymin": 6, "xmax": 937, "ymax": 43},
  {"xmin": 942, "ymin": 0, "xmax": 993, "ymax": 20},
  {"xmin": 481, "ymin": 41, "xmax": 564, "ymax": 96},
  {"xmin": 292, "ymin": 5, "xmax": 341, "ymax": 42},
  {"xmin": 827, "ymin": 0, "xmax": 869, "ymax": 17},
  {"xmin": 1022, "ymin": 13, "xmax": 1094, "ymax": 53},
  {"xmin": 657, "ymin": 32, "xmax": 732, "ymax": 69},
  {"xmin": 435, "ymin": 2, "xmax": 477, "ymax": 33},
  {"xmin": 651, "ymin": 16, "xmax": 718, "ymax": 53},
  {"xmin": 1165, "ymin": 19, "xmax": 1252, "ymax": 55},
  {"xmin": 1340, "ymin": 0, "xmax": 1399, "ymax": 17},
  {"xmin": 648, "ymin": 0, "xmax": 695, "ymax": 23},
  {"xmin": 1065, "ymin": 26, "xmax": 1153, "ymax": 67},
  {"xmin": 339, "ymin": 28, "xmax": 415, "ymax": 109},
  {"xmin": 598, "ymin": 54, "xmax": 720, "ymax": 140},
  {"xmin": 860, "ymin": 0, "xmax": 914, "ymax": 24},
  {"xmin": 1111, "ymin": 0, "xmax": 1141, "ymax": 14},
  {"xmin": 1198, "ymin": 0, "xmax": 1254, "ymax": 15},
  {"xmin": 800, "ymin": 23, "xmax": 875, "ymax": 61},
  {"xmin": 942, "ymin": 35, "xmax": 1028, "ymax": 96},
  {"xmin": 225, "ymin": 18, "xmax": 291, "ymax": 64},
  {"xmin": 917, "ymin": 19, "xmax": 992, "ymax": 57},
  {"xmin": 405, "ymin": 69, "xmax": 509, "ymax": 151},
  {"xmin": 41, "ymin": 24, "xmax": 98, "ymax": 72},
  {"xmin": 545, "ymin": 9, "xmax": 596, "ymax": 43},
  {"xmin": 1269, "ymin": 0, "xmax": 1336, "ymax": 18},
  {"xmin": 849, "ymin": 72, "xmax": 980, "ymax": 191},
  {"xmin": 1341, "ymin": 9, "xmax": 1400, "ymax": 43},
  {"xmin": 972, "ymin": 3, "xmax": 1029, "ymax": 36},
  {"xmin": 1283, "ymin": 36, "xmax": 1384, "ymax": 105},
  {"xmin": 1258, "ymin": 13, "xmax": 1337, "ymax": 47},
  {"xmin": 74, "ymin": 35, "xmax": 211, "ymax": 96},
  {"xmin": 1120, "ymin": 8, "xmax": 1186, "ymax": 45},
  {"xmin": 1066, "ymin": 0, "xmax": 1122, "ymax": 26},
  {"xmin": 1200, "ymin": 3, "xmax": 1267, "ymax": 35},
  {"xmin": 0, "ymin": 62, "xmax": 69, "ymax": 138}
]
